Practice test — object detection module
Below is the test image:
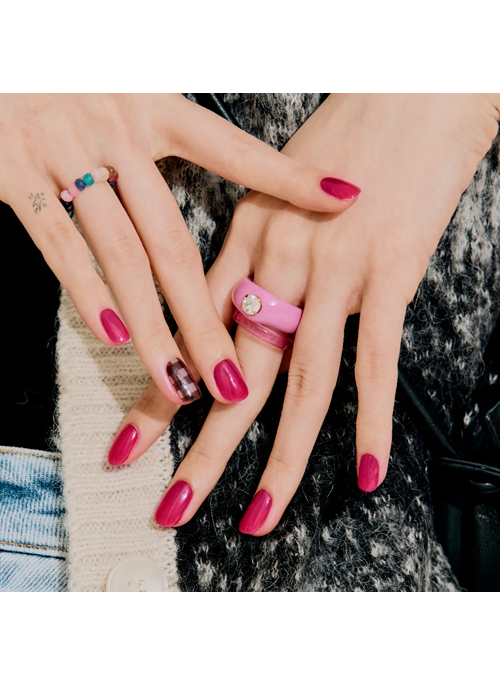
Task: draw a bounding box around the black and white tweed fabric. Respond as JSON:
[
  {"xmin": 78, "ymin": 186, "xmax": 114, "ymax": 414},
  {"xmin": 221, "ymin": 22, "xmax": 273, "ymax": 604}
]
[{"xmin": 156, "ymin": 94, "xmax": 500, "ymax": 592}]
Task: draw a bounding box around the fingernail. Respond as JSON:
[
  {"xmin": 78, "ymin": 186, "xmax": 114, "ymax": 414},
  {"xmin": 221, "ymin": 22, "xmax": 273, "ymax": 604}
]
[
  {"xmin": 166, "ymin": 358, "xmax": 202, "ymax": 403},
  {"xmin": 214, "ymin": 359, "xmax": 249, "ymax": 402},
  {"xmin": 155, "ymin": 481, "xmax": 193, "ymax": 527},
  {"xmin": 108, "ymin": 424, "xmax": 138, "ymax": 466},
  {"xmin": 100, "ymin": 309, "xmax": 130, "ymax": 344},
  {"xmin": 320, "ymin": 177, "xmax": 361, "ymax": 201},
  {"xmin": 358, "ymin": 453, "xmax": 380, "ymax": 492},
  {"xmin": 239, "ymin": 490, "xmax": 272, "ymax": 535}
]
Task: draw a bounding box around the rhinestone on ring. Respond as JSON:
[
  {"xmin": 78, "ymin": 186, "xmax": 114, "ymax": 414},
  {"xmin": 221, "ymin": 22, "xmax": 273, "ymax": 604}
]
[{"xmin": 241, "ymin": 293, "xmax": 262, "ymax": 316}]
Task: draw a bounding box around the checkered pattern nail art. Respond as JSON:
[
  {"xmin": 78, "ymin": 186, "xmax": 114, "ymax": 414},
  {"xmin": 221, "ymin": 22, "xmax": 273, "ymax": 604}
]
[{"xmin": 166, "ymin": 358, "xmax": 202, "ymax": 402}]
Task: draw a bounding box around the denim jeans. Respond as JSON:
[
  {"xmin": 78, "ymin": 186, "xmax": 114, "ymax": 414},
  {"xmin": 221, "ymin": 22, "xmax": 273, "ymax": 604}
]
[{"xmin": 0, "ymin": 446, "xmax": 68, "ymax": 591}]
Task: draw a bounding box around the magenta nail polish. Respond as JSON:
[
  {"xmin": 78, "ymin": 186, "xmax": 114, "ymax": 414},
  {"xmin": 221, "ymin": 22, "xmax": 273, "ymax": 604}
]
[
  {"xmin": 358, "ymin": 453, "xmax": 380, "ymax": 492},
  {"xmin": 155, "ymin": 481, "xmax": 193, "ymax": 527},
  {"xmin": 108, "ymin": 424, "xmax": 138, "ymax": 466},
  {"xmin": 320, "ymin": 177, "xmax": 361, "ymax": 201},
  {"xmin": 214, "ymin": 359, "xmax": 249, "ymax": 402},
  {"xmin": 239, "ymin": 490, "xmax": 272, "ymax": 535},
  {"xmin": 100, "ymin": 309, "xmax": 130, "ymax": 344}
]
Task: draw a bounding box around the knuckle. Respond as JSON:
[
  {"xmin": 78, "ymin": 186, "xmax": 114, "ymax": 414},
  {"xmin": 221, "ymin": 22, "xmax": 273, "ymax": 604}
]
[
  {"xmin": 287, "ymin": 356, "xmax": 325, "ymax": 402},
  {"xmin": 107, "ymin": 233, "xmax": 148, "ymax": 271},
  {"xmin": 136, "ymin": 385, "xmax": 169, "ymax": 420},
  {"xmin": 45, "ymin": 219, "xmax": 78, "ymax": 250},
  {"xmin": 355, "ymin": 350, "xmax": 395, "ymax": 384},
  {"xmin": 260, "ymin": 220, "xmax": 301, "ymax": 267},
  {"xmin": 189, "ymin": 444, "xmax": 218, "ymax": 472},
  {"xmin": 155, "ymin": 228, "xmax": 201, "ymax": 270},
  {"xmin": 268, "ymin": 446, "xmax": 295, "ymax": 476}
]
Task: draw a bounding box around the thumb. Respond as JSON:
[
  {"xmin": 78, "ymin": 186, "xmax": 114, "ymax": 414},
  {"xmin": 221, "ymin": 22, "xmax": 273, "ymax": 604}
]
[{"xmin": 165, "ymin": 97, "xmax": 361, "ymax": 214}]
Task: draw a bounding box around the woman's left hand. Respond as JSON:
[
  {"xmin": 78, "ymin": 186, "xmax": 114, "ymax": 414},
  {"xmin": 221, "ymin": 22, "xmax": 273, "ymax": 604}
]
[{"xmin": 111, "ymin": 94, "xmax": 500, "ymax": 535}]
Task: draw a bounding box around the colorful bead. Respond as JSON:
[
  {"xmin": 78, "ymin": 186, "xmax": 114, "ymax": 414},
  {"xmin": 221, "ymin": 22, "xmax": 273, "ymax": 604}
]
[
  {"xmin": 68, "ymin": 183, "xmax": 80, "ymax": 197},
  {"xmin": 105, "ymin": 166, "xmax": 117, "ymax": 179},
  {"xmin": 99, "ymin": 166, "xmax": 109, "ymax": 182},
  {"xmin": 75, "ymin": 178, "xmax": 86, "ymax": 191},
  {"xmin": 92, "ymin": 168, "xmax": 102, "ymax": 182},
  {"xmin": 83, "ymin": 173, "xmax": 94, "ymax": 186},
  {"xmin": 61, "ymin": 189, "xmax": 73, "ymax": 202}
]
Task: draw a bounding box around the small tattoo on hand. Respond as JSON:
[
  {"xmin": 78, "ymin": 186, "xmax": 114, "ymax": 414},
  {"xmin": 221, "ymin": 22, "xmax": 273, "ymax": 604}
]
[{"xmin": 28, "ymin": 192, "xmax": 47, "ymax": 214}]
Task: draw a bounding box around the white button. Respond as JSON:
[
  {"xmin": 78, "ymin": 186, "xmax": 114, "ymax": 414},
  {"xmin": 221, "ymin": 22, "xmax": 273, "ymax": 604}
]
[{"xmin": 106, "ymin": 557, "xmax": 168, "ymax": 592}]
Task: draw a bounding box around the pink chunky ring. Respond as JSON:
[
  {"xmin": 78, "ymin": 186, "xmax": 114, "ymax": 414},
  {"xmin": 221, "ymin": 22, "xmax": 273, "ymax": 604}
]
[
  {"xmin": 233, "ymin": 310, "xmax": 294, "ymax": 350},
  {"xmin": 232, "ymin": 277, "xmax": 302, "ymax": 334}
]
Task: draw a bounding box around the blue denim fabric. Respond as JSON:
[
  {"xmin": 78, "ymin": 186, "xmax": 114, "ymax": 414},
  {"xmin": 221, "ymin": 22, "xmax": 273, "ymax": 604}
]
[{"xmin": 0, "ymin": 446, "xmax": 68, "ymax": 591}]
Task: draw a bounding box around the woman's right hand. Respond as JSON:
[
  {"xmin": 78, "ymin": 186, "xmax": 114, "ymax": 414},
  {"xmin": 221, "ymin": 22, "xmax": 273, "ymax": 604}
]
[{"xmin": 0, "ymin": 94, "xmax": 360, "ymax": 405}]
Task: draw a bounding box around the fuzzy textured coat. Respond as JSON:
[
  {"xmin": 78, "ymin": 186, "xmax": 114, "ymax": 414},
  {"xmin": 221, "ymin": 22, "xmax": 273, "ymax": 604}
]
[{"xmin": 56, "ymin": 94, "xmax": 500, "ymax": 591}]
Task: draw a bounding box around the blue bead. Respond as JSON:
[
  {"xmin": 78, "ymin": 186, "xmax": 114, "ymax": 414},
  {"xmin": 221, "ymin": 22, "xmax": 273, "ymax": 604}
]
[
  {"xmin": 83, "ymin": 173, "xmax": 94, "ymax": 186},
  {"xmin": 75, "ymin": 178, "xmax": 86, "ymax": 191}
]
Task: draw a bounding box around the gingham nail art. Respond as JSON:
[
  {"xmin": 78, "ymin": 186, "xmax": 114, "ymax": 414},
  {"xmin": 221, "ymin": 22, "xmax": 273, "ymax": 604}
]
[{"xmin": 166, "ymin": 358, "xmax": 202, "ymax": 403}]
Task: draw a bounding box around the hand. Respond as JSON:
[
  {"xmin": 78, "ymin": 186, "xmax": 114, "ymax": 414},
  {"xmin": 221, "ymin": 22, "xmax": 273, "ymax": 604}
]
[
  {"xmin": 109, "ymin": 94, "xmax": 500, "ymax": 534},
  {"xmin": 0, "ymin": 93, "xmax": 360, "ymax": 406}
]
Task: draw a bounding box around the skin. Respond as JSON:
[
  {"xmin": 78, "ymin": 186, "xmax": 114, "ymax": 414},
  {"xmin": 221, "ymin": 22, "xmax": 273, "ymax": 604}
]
[
  {"xmin": 0, "ymin": 93, "xmax": 358, "ymax": 407},
  {"xmin": 115, "ymin": 94, "xmax": 500, "ymax": 535}
]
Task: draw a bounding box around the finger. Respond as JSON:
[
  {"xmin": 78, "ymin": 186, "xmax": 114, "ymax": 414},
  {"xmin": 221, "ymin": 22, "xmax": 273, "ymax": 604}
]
[
  {"xmin": 8, "ymin": 165, "xmax": 129, "ymax": 347},
  {"xmin": 115, "ymin": 154, "xmax": 249, "ymax": 404},
  {"xmin": 73, "ymin": 173, "xmax": 196, "ymax": 405},
  {"xmin": 354, "ymin": 287, "xmax": 407, "ymax": 492},
  {"xmin": 154, "ymin": 325, "xmax": 284, "ymax": 528},
  {"xmin": 239, "ymin": 289, "xmax": 347, "ymax": 536},
  {"xmin": 107, "ymin": 236, "xmax": 252, "ymax": 467},
  {"xmin": 163, "ymin": 97, "xmax": 361, "ymax": 213},
  {"xmin": 107, "ymin": 380, "xmax": 180, "ymax": 466}
]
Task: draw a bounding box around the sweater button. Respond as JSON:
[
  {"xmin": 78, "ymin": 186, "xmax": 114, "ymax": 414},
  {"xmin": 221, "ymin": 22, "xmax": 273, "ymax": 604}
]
[{"xmin": 106, "ymin": 558, "xmax": 168, "ymax": 592}]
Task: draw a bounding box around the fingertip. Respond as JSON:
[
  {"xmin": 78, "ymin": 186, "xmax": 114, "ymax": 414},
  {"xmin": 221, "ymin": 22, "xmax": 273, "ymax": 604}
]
[
  {"xmin": 155, "ymin": 480, "xmax": 193, "ymax": 528},
  {"xmin": 107, "ymin": 424, "xmax": 139, "ymax": 466},
  {"xmin": 357, "ymin": 453, "xmax": 389, "ymax": 492},
  {"xmin": 320, "ymin": 176, "xmax": 361, "ymax": 202},
  {"xmin": 100, "ymin": 309, "xmax": 131, "ymax": 345},
  {"xmin": 213, "ymin": 359, "xmax": 249, "ymax": 403}
]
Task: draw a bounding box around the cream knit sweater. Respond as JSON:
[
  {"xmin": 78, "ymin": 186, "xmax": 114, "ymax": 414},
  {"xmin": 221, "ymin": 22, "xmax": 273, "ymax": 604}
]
[{"xmin": 56, "ymin": 282, "xmax": 179, "ymax": 592}]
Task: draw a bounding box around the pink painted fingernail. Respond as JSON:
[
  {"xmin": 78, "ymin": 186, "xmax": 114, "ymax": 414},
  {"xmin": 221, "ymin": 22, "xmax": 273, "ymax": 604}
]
[
  {"xmin": 320, "ymin": 177, "xmax": 361, "ymax": 200},
  {"xmin": 108, "ymin": 424, "xmax": 138, "ymax": 466},
  {"xmin": 155, "ymin": 481, "xmax": 193, "ymax": 527},
  {"xmin": 358, "ymin": 453, "xmax": 380, "ymax": 492},
  {"xmin": 214, "ymin": 359, "xmax": 249, "ymax": 402},
  {"xmin": 239, "ymin": 490, "xmax": 272, "ymax": 535},
  {"xmin": 100, "ymin": 309, "xmax": 130, "ymax": 344}
]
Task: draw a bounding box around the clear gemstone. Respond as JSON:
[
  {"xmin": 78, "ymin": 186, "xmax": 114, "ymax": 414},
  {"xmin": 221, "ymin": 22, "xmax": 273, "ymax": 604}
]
[{"xmin": 241, "ymin": 293, "xmax": 262, "ymax": 316}]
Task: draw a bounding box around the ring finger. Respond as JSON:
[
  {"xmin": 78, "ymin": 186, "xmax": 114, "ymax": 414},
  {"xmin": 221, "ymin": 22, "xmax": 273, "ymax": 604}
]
[{"xmin": 239, "ymin": 281, "xmax": 348, "ymax": 536}]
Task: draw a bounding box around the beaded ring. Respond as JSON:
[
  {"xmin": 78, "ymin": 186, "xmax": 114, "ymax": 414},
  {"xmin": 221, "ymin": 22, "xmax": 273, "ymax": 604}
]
[{"xmin": 59, "ymin": 165, "xmax": 119, "ymax": 217}]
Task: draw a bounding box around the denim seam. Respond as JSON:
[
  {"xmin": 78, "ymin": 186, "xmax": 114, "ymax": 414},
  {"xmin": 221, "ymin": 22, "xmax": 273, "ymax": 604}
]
[
  {"xmin": 0, "ymin": 449, "xmax": 60, "ymax": 461},
  {"xmin": 0, "ymin": 540, "xmax": 67, "ymax": 553}
]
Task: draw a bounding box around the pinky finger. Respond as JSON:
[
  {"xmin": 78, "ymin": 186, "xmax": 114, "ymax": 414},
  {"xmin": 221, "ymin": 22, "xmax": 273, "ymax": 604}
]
[
  {"xmin": 354, "ymin": 288, "xmax": 407, "ymax": 492},
  {"xmin": 107, "ymin": 379, "xmax": 181, "ymax": 466},
  {"xmin": 9, "ymin": 170, "xmax": 129, "ymax": 347},
  {"xmin": 107, "ymin": 333, "xmax": 200, "ymax": 465}
]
